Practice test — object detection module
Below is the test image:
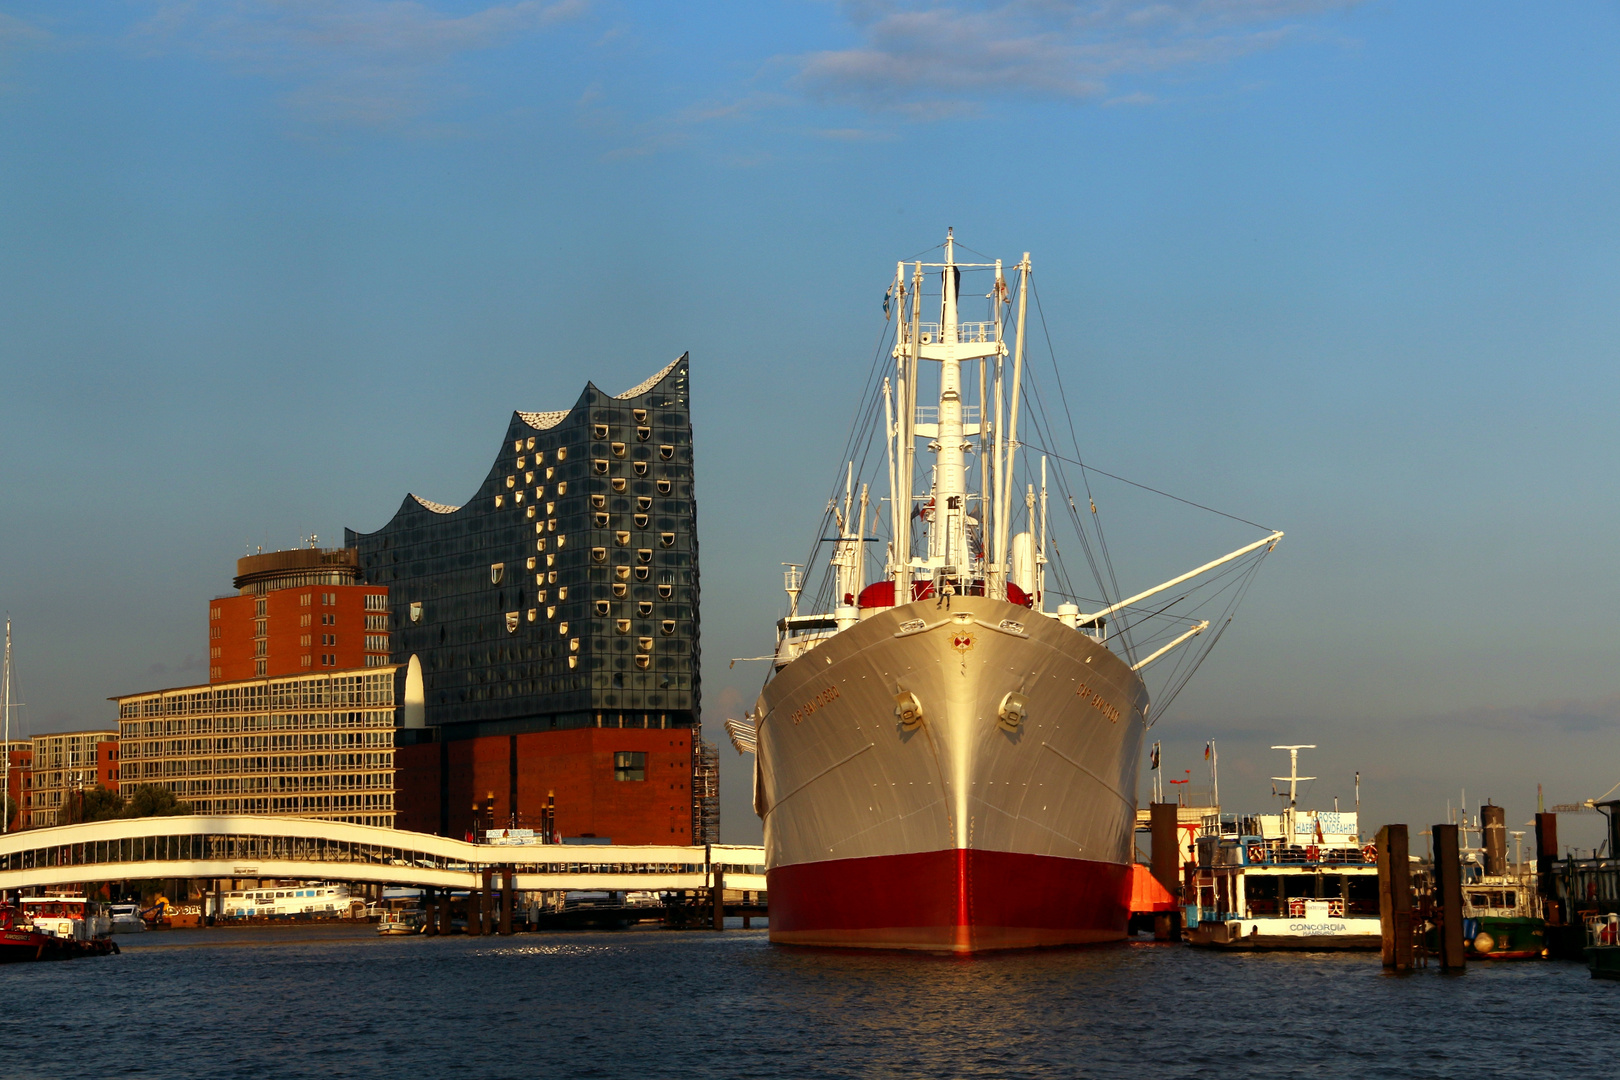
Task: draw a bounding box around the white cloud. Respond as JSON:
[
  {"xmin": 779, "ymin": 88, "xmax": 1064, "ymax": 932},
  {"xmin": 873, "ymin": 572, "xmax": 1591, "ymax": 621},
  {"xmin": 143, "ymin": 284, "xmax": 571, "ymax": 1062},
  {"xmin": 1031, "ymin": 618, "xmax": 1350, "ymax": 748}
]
[
  {"xmin": 132, "ymin": 0, "xmax": 589, "ymax": 125},
  {"xmin": 794, "ymin": 0, "xmax": 1358, "ymax": 114}
]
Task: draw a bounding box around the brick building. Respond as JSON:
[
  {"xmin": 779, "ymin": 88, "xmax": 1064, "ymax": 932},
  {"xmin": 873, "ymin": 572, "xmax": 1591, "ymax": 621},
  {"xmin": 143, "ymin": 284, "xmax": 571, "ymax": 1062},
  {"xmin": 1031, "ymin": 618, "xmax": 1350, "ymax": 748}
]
[
  {"xmin": 3, "ymin": 739, "xmax": 30, "ymax": 831},
  {"xmin": 347, "ymin": 355, "xmax": 716, "ymax": 843},
  {"xmin": 26, "ymin": 729, "xmax": 118, "ymax": 827},
  {"xmin": 210, "ymin": 547, "xmax": 391, "ymax": 681}
]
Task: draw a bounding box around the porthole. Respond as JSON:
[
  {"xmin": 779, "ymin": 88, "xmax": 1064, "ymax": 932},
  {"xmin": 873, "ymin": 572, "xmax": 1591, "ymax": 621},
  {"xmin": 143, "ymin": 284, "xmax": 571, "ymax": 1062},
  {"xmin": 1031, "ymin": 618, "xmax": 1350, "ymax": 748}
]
[
  {"xmin": 634, "ymin": 514, "xmax": 648, "ymax": 528},
  {"xmin": 632, "ymin": 462, "xmax": 648, "ymax": 476},
  {"xmin": 661, "ymin": 619, "xmax": 675, "ymax": 635},
  {"xmin": 615, "ymin": 619, "xmax": 630, "ymax": 634},
  {"xmin": 637, "ymin": 549, "xmax": 652, "ymax": 565},
  {"xmin": 635, "ymin": 566, "xmax": 650, "ymax": 581},
  {"xmin": 636, "ymin": 426, "xmax": 651, "ymax": 441},
  {"xmin": 632, "ymin": 409, "xmax": 647, "ymax": 422},
  {"xmin": 656, "ymin": 480, "xmax": 671, "ymax": 495},
  {"xmin": 614, "ymin": 566, "xmax": 631, "ymax": 581},
  {"xmin": 634, "ymin": 654, "xmax": 651, "ymax": 669},
  {"xmin": 659, "ymin": 444, "xmax": 674, "ymax": 460},
  {"xmin": 637, "ymin": 637, "xmax": 653, "ymax": 651},
  {"xmin": 612, "ymin": 583, "xmax": 627, "ymax": 598},
  {"xmin": 595, "ymin": 512, "xmax": 610, "ymax": 527},
  {"xmin": 660, "ymin": 532, "xmax": 675, "ymax": 547},
  {"xmin": 593, "ymin": 459, "xmax": 609, "ymax": 475},
  {"xmin": 637, "ymin": 601, "xmax": 652, "ymax": 616},
  {"xmin": 637, "ymin": 496, "xmax": 651, "ymax": 510},
  {"xmin": 610, "ymin": 478, "xmax": 626, "ymax": 493},
  {"xmin": 593, "ymin": 424, "xmax": 609, "ymax": 439},
  {"xmin": 657, "ymin": 584, "xmax": 673, "ymax": 599},
  {"xmin": 591, "ymin": 547, "xmax": 607, "ymax": 562},
  {"xmin": 591, "ymin": 494, "xmax": 606, "ymax": 509},
  {"xmin": 615, "ymin": 531, "xmax": 630, "ymax": 546},
  {"xmin": 611, "ymin": 442, "xmax": 627, "ymax": 458},
  {"xmin": 595, "ymin": 601, "xmax": 611, "ymax": 616}
]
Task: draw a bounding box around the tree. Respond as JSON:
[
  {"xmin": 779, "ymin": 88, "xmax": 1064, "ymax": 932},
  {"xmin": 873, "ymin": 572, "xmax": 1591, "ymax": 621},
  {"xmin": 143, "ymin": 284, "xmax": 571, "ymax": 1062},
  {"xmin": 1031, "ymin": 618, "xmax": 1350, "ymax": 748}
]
[
  {"xmin": 119, "ymin": 785, "xmax": 194, "ymax": 819},
  {"xmin": 2, "ymin": 792, "xmax": 17, "ymax": 830},
  {"xmin": 57, "ymin": 784, "xmax": 126, "ymax": 824}
]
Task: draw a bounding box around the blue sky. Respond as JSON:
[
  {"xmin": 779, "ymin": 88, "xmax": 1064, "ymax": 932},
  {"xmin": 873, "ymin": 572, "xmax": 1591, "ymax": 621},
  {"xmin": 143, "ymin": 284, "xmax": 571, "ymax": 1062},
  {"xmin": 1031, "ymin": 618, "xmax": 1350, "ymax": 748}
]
[{"xmin": 2, "ymin": 1, "xmax": 1618, "ymax": 848}]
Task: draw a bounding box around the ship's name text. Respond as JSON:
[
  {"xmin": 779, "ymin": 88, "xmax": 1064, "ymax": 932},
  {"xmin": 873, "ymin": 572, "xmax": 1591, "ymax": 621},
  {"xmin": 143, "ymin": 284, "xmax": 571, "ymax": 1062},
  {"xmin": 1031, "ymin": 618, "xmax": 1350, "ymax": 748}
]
[
  {"xmin": 1074, "ymin": 681, "xmax": 1120, "ymax": 723},
  {"xmin": 791, "ymin": 685, "xmax": 841, "ymax": 725}
]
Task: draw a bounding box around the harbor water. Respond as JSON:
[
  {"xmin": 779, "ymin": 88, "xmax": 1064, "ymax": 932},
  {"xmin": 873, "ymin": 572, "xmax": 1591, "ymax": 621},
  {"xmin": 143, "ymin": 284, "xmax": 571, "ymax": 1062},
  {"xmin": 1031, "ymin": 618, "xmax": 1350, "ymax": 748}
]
[{"xmin": 5, "ymin": 925, "xmax": 1619, "ymax": 1078}]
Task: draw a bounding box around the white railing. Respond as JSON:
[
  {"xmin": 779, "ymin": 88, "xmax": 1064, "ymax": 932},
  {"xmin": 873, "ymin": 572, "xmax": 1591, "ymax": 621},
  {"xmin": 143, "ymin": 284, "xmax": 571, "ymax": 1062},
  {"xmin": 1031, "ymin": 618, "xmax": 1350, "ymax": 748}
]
[
  {"xmin": 914, "ymin": 405, "xmax": 981, "ymax": 426},
  {"xmin": 909, "ymin": 322, "xmax": 999, "ymax": 345}
]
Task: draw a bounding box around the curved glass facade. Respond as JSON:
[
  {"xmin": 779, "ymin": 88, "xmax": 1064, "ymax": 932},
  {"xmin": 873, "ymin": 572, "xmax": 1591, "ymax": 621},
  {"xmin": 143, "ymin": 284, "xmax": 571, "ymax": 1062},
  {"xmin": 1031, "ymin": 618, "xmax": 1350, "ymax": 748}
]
[{"xmin": 346, "ymin": 356, "xmax": 699, "ymax": 738}]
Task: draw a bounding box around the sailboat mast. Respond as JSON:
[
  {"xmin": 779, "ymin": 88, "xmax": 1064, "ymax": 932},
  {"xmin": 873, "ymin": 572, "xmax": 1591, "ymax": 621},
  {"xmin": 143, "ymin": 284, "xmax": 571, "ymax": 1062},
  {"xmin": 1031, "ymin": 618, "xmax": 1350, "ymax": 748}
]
[{"xmin": 996, "ymin": 254, "xmax": 1030, "ymax": 599}]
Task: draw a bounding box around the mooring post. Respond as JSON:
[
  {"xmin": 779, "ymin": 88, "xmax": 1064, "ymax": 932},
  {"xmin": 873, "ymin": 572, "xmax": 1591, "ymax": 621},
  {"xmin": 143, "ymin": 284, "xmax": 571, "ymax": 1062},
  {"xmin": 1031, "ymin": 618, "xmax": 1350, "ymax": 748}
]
[
  {"xmin": 439, "ymin": 892, "xmax": 452, "ymax": 935},
  {"xmin": 1377, "ymin": 825, "xmax": 1413, "ymax": 970},
  {"xmin": 1150, "ymin": 801, "xmax": 1181, "ymax": 942},
  {"xmin": 500, "ymin": 867, "xmax": 514, "ymax": 936},
  {"xmin": 424, "ymin": 887, "xmax": 438, "ymax": 935},
  {"xmin": 1535, "ymin": 811, "xmax": 1560, "ymax": 924},
  {"xmin": 1433, "ymin": 823, "xmax": 1466, "ymax": 971},
  {"xmin": 1481, "ymin": 804, "xmax": 1507, "ymax": 876},
  {"xmin": 712, "ymin": 866, "xmax": 726, "ymax": 931}
]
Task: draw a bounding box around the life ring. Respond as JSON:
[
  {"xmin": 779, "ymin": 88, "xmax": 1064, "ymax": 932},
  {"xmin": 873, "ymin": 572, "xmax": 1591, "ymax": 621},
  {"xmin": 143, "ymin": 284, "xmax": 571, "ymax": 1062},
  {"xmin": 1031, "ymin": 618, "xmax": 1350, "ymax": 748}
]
[{"xmin": 1362, "ymin": 844, "xmax": 1377, "ymax": 863}]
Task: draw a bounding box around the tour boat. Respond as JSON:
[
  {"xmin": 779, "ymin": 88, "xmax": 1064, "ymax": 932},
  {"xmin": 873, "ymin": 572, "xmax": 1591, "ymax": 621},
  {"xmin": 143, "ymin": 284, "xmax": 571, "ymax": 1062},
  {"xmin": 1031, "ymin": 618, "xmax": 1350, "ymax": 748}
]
[
  {"xmin": 1186, "ymin": 748, "xmax": 1380, "ymax": 950},
  {"xmin": 219, "ymin": 883, "xmax": 360, "ymax": 919},
  {"xmin": 732, "ymin": 232, "xmax": 1282, "ymax": 952}
]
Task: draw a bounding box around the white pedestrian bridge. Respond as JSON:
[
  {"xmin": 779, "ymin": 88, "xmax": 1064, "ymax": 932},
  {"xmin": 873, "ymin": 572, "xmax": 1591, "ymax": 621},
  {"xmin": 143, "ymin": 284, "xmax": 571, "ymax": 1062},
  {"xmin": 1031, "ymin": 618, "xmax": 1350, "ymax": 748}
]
[{"xmin": 0, "ymin": 816, "xmax": 766, "ymax": 893}]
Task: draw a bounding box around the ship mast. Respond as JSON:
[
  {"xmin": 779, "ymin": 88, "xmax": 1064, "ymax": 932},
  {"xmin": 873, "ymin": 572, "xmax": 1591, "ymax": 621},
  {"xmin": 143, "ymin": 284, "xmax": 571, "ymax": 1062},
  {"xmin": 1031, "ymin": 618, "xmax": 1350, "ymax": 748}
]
[{"xmin": 2, "ymin": 620, "xmax": 11, "ymax": 835}]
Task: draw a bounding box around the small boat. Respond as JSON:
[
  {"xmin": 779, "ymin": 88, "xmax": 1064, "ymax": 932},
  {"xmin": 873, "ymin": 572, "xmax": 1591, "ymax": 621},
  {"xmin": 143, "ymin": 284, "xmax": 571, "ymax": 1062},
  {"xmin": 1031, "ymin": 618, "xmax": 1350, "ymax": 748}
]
[
  {"xmin": 22, "ymin": 896, "xmax": 113, "ymax": 941},
  {"xmin": 1462, "ymin": 876, "xmax": 1545, "ymax": 959},
  {"xmin": 1187, "ymin": 747, "xmax": 1381, "ymax": 951},
  {"xmin": 219, "ymin": 883, "xmax": 363, "ymax": 920},
  {"xmin": 377, "ymin": 907, "xmax": 426, "ymax": 935},
  {"xmin": 4, "ymin": 901, "xmax": 119, "ymax": 961},
  {"xmin": 109, "ymin": 903, "xmax": 147, "ymax": 934},
  {"xmin": 1586, "ymin": 913, "xmax": 1620, "ymax": 979}
]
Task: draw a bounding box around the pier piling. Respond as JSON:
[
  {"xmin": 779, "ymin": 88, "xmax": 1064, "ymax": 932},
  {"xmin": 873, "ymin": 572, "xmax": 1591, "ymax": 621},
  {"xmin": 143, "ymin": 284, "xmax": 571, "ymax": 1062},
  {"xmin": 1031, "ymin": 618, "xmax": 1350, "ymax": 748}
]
[
  {"xmin": 1376, "ymin": 825, "xmax": 1413, "ymax": 970},
  {"xmin": 425, "ymin": 887, "xmax": 438, "ymax": 935},
  {"xmin": 1433, "ymin": 823, "xmax": 1466, "ymax": 971},
  {"xmin": 500, "ymin": 868, "xmax": 514, "ymax": 936},
  {"xmin": 1150, "ymin": 802, "xmax": 1181, "ymax": 941},
  {"xmin": 438, "ymin": 893, "xmax": 452, "ymax": 936},
  {"xmin": 1536, "ymin": 811, "xmax": 1559, "ymax": 924},
  {"xmin": 1482, "ymin": 804, "xmax": 1507, "ymax": 876},
  {"xmin": 712, "ymin": 867, "xmax": 726, "ymax": 931}
]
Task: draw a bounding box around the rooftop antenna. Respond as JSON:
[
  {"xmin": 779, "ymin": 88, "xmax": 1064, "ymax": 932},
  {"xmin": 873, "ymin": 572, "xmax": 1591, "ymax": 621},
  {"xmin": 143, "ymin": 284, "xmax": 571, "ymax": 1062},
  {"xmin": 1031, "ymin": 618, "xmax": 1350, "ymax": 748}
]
[{"xmin": 1270, "ymin": 745, "xmax": 1317, "ymax": 810}]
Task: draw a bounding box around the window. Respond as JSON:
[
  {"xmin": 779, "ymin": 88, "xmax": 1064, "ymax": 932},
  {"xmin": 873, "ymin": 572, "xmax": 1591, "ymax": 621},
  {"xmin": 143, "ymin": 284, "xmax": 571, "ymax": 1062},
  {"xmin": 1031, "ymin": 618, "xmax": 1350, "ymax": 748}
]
[
  {"xmin": 659, "ymin": 444, "xmax": 674, "ymax": 460},
  {"xmin": 637, "ymin": 549, "xmax": 653, "ymax": 565},
  {"xmin": 614, "ymin": 751, "xmax": 646, "ymax": 781},
  {"xmin": 615, "ymin": 531, "xmax": 630, "ymax": 546},
  {"xmin": 612, "ymin": 583, "xmax": 627, "ymax": 598},
  {"xmin": 591, "ymin": 494, "xmax": 606, "ymax": 509},
  {"xmin": 661, "ymin": 619, "xmax": 676, "ymax": 635},
  {"xmin": 611, "ymin": 442, "xmax": 626, "ymax": 458},
  {"xmin": 637, "ymin": 601, "xmax": 653, "ymax": 616},
  {"xmin": 637, "ymin": 496, "xmax": 651, "ymax": 510},
  {"xmin": 632, "ymin": 461, "xmax": 647, "ymax": 476},
  {"xmin": 634, "ymin": 514, "xmax": 648, "ymax": 528},
  {"xmin": 632, "ymin": 408, "xmax": 647, "ymax": 422},
  {"xmin": 635, "ymin": 654, "xmax": 651, "ymax": 669},
  {"xmin": 615, "ymin": 619, "xmax": 631, "ymax": 634},
  {"xmin": 365, "ymin": 635, "xmax": 388, "ymax": 652},
  {"xmin": 490, "ymin": 563, "xmax": 505, "ymax": 585},
  {"xmin": 656, "ymin": 479, "xmax": 671, "ymax": 495},
  {"xmin": 591, "ymin": 547, "xmax": 607, "ymax": 562},
  {"xmin": 593, "ymin": 459, "xmax": 609, "ymax": 475},
  {"xmin": 636, "ymin": 426, "xmax": 651, "ymax": 441},
  {"xmin": 593, "ymin": 423, "xmax": 609, "ymax": 439},
  {"xmin": 610, "ymin": 478, "xmax": 626, "ymax": 493},
  {"xmin": 595, "ymin": 512, "xmax": 611, "ymax": 527},
  {"xmin": 660, "ymin": 532, "xmax": 675, "ymax": 547},
  {"xmin": 595, "ymin": 601, "xmax": 611, "ymax": 616},
  {"xmin": 300, "ymin": 594, "xmax": 312, "ymax": 607},
  {"xmin": 364, "ymin": 594, "xmax": 388, "ymax": 611},
  {"xmin": 556, "ymin": 481, "xmax": 567, "ymax": 495}
]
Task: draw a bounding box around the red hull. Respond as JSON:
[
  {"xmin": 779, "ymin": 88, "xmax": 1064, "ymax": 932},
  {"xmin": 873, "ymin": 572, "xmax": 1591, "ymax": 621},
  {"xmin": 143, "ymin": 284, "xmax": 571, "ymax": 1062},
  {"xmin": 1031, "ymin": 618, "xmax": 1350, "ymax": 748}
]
[{"xmin": 768, "ymin": 848, "xmax": 1131, "ymax": 952}]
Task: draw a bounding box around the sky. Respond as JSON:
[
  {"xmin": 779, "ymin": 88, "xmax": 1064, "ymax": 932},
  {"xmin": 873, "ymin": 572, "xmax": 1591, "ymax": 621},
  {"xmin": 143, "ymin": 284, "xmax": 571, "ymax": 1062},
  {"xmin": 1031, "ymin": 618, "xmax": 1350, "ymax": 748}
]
[{"xmin": 2, "ymin": 1, "xmax": 1618, "ymax": 851}]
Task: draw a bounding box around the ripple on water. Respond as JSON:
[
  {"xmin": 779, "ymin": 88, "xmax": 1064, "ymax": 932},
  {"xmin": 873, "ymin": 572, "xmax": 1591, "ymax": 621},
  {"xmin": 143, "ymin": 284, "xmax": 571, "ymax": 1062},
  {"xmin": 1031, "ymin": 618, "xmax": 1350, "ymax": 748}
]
[{"xmin": 3, "ymin": 926, "xmax": 1618, "ymax": 1080}]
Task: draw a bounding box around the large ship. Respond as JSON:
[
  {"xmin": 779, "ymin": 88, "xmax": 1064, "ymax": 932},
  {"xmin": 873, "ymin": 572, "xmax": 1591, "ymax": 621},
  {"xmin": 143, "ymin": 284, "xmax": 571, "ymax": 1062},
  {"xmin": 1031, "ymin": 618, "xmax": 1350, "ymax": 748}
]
[{"xmin": 730, "ymin": 232, "xmax": 1282, "ymax": 952}]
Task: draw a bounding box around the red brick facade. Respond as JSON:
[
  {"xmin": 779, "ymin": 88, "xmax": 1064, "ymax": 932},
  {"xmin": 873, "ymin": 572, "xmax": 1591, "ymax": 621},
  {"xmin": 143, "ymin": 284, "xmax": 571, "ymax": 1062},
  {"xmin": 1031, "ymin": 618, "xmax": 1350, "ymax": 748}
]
[
  {"xmin": 395, "ymin": 728, "xmax": 694, "ymax": 844},
  {"xmin": 210, "ymin": 585, "xmax": 389, "ymax": 682}
]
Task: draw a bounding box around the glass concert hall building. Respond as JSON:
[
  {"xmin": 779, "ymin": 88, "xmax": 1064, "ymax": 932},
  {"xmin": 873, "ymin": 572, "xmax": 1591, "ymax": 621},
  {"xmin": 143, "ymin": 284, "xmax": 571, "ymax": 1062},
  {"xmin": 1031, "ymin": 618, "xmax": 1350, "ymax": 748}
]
[{"xmin": 347, "ymin": 355, "xmax": 715, "ymax": 843}]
